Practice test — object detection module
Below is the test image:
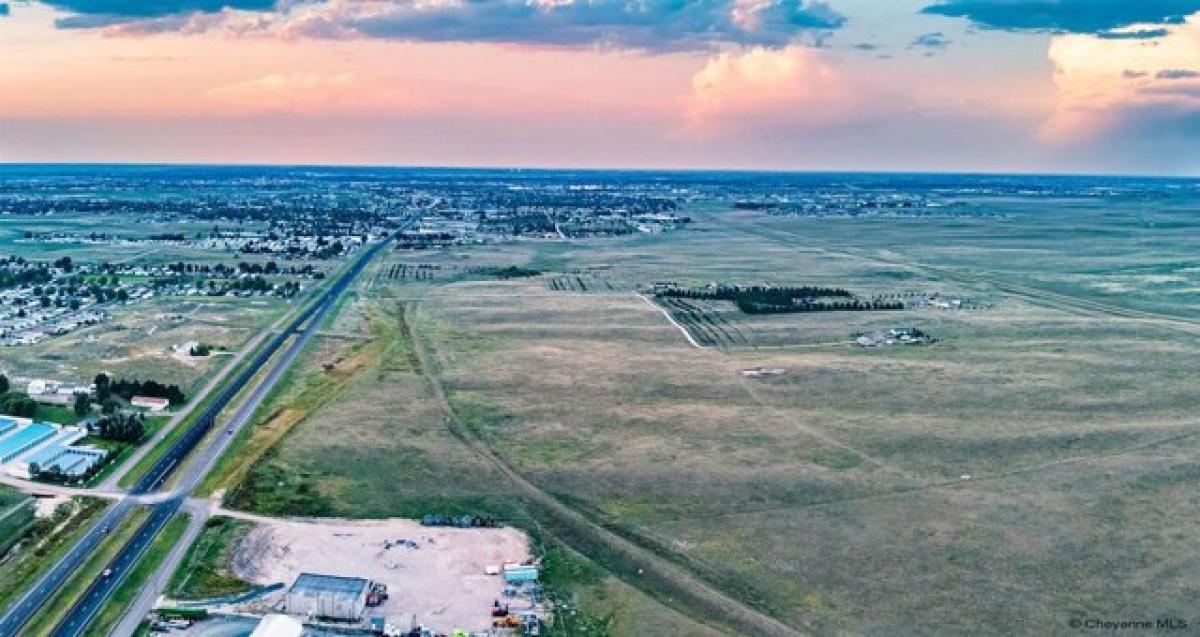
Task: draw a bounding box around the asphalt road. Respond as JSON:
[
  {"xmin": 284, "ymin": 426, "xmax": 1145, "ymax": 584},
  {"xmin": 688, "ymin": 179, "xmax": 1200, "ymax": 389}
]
[
  {"xmin": 98, "ymin": 326, "xmax": 273, "ymax": 491},
  {"xmin": 109, "ymin": 499, "xmax": 210, "ymax": 637},
  {"xmin": 50, "ymin": 496, "xmax": 184, "ymax": 637},
  {"xmin": 0, "ymin": 226, "xmax": 403, "ymax": 637},
  {"xmin": 0, "ymin": 498, "xmax": 136, "ymax": 636}
]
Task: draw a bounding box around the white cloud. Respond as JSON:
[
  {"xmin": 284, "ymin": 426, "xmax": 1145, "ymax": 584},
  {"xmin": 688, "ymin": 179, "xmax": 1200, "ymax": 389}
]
[
  {"xmin": 1045, "ymin": 12, "xmax": 1200, "ymax": 141},
  {"xmin": 682, "ymin": 45, "xmax": 850, "ymax": 134}
]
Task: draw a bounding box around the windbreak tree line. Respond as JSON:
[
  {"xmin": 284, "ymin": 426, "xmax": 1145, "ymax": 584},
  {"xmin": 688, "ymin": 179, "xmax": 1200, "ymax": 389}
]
[
  {"xmin": 659, "ymin": 284, "xmax": 905, "ymax": 314},
  {"xmin": 661, "ymin": 284, "xmax": 853, "ymax": 304},
  {"xmin": 95, "ymin": 373, "xmax": 186, "ymax": 406}
]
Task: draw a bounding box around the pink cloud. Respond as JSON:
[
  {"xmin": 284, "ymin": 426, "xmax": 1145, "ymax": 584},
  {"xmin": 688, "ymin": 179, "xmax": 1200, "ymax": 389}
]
[
  {"xmin": 681, "ymin": 45, "xmax": 851, "ymax": 136},
  {"xmin": 203, "ymin": 72, "xmax": 430, "ymax": 115}
]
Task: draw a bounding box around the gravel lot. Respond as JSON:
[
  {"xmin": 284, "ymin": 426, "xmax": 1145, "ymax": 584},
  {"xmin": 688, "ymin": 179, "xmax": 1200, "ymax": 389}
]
[{"xmin": 230, "ymin": 514, "xmax": 531, "ymax": 633}]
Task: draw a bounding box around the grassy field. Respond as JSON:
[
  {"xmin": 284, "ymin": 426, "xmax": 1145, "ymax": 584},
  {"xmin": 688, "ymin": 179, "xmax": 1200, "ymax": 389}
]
[
  {"xmin": 0, "ymin": 497, "xmax": 108, "ymax": 611},
  {"xmin": 88, "ymin": 512, "xmax": 190, "ymax": 636},
  {"xmin": 0, "ymin": 490, "xmax": 36, "ymax": 555},
  {"xmin": 166, "ymin": 516, "xmax": 254, "ymax": 600},
  {"xmin": 215, "ymin": 201, "xmax": 1200, "ymax": 635},
  {"xmin": 0, "ymin": 295, "xmax": 286, "ymax": 392}
]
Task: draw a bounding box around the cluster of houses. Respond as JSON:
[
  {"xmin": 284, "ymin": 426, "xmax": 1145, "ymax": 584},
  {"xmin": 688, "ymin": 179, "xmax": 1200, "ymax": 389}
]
[
  {"xmin": 0, "ymin": 282, "xmax": 158, "ymax": 347},
  {"xmin": 854, "ymin": 327, "xmax": 933, "ymax": 347},
  {"xmin": 1, "ymin": 268, "xmax": 302, "ymax": 348},
  {"xmin": 907, "ymin": 293, "xmax": 965, "ymax": 310},
  {"xmin": 732, "ymin": 190, "xmax": 947, "ymax": 218},
  {"xmin": 23, "ymin": 377, "xmax": 170, "ymax": 412},
  {"xmin": 0, "ymin": 308, "xmax": 106, "ymax": 346},
  {"xmin": 22, "ymin": 229, "xmax": 376, "ymax": 262},
  {"xmin": 396, "ymin": 197, "xmax": 687, "ymax": 249},
  {"xmin": 26, "ymin": 379, "xmax": 94, "ymax": 405}
]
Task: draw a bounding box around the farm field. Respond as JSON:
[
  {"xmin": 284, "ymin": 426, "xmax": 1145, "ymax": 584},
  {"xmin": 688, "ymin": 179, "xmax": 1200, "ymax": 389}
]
[{"xmin": 220, "ymin": 201, "xmax": 1200, "ymax": 635}]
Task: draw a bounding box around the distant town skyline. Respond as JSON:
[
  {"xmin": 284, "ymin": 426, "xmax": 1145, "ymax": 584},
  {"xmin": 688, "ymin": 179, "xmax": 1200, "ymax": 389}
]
[{"xmin": 2, "ymin": 1, "xmax": 1199, "ymax": 175}]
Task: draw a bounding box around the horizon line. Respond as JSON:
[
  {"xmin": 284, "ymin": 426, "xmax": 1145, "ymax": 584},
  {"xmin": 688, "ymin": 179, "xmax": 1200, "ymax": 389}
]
[{"xmin": 1, "ymin": 161, "xmax": 1197, "ymax": 181}]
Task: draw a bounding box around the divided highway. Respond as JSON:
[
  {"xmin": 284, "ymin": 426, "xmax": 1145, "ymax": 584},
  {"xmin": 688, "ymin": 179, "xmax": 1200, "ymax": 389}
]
[{"xmin": 0, "ymin": 225, "xmax": 404, "ymax": 637}]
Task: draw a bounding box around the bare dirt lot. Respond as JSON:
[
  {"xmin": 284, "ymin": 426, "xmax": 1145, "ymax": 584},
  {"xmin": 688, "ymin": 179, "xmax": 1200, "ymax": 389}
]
[{"xmin": 226, "ymin": 512, "xmax": 531, "ymax": 633}]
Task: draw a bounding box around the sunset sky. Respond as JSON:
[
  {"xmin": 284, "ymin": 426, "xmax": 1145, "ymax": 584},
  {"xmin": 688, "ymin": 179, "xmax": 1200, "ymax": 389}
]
[{"xmin": 1, "ymin": 0, "xmax": 1199, "ymax": 174}]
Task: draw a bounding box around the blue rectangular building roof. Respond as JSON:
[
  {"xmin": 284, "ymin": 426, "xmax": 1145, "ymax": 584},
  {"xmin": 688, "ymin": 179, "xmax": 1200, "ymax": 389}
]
[{"xmin": 0, "ymin": 423, "xmax": 56, "ymax": 463}]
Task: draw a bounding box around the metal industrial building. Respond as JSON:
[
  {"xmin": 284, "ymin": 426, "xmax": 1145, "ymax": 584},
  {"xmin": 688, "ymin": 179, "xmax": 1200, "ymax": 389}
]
[
  {"xmin": 250, "ymin": 614, "xmax": 303, "ymax": 637},
  {"xmin": 285, "ymin": 573, "xmax": 372, "ymax": 621}
]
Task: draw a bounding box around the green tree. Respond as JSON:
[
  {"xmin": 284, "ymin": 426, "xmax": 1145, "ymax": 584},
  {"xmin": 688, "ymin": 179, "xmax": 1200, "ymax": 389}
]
[
  {"xmin": 94, "ymin": 373, "xmax": 111, "ymax": 402},
  {"xmin": 73, "ymin": 393, "xmax": 91, "ymax": 417},
  {"xmin": 1, "ymin": 393, "xmax": 38, "ymax": 418},
  {"xmin": 101, "ymin": 398, "xmax": 120, "ymax": 415}
]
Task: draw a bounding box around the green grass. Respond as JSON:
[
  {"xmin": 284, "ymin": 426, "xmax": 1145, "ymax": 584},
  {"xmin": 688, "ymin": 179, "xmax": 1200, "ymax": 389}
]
[
  {"xmin": 193, "ymin": 336, "xmax": 322, "ymax": 497},
  {"xmin": 35, "ymin": 404, "xmax": 86, "ymax": 426},
  {"xmin": 200, "ymin": 294, "xmax": 397, "ymax": 498},
  {"xmin": 0, "ymin": 497, "xmax": 108, "ymax": 611},
  {"xmin": 88, "ymin": 512, "xmax": 190, "ymax": 637},
  {"xmin": 537, "ymin": 539, "xmax": 614, "ymax": 637},
  {"xmin": 23, "ymin": 507, "xmax": 149, "ymax": 637},
  {"xmin": 0, "ymin": 496, "xmax": 36, "ymax": 555},
  {"xmin": 166, "ymin": 516, "xmax": 254, "ymax": 600}
]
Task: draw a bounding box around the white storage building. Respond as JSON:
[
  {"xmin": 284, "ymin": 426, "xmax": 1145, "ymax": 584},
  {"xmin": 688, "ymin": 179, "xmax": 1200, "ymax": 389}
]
[
  {"xmin": 285, "ymin": 573, "xmax": 371, "ymax": 621},
  {"xmin": 250, "ymin": 614, "xmax": 303, "ymax": 637}
]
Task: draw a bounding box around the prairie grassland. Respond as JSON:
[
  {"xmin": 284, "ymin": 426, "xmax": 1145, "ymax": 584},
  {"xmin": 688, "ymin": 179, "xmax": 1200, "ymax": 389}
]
[
  {"xmin": 226, "ymin": 205, "xmax": 1200, "ymax": 635},
  {"xmin": 225, "ymin": 297, "xmax": 521, "ymax": 518},
  {"xmin": 419, "ymin": 284, "xmax": 1200, "ymax": 632}
]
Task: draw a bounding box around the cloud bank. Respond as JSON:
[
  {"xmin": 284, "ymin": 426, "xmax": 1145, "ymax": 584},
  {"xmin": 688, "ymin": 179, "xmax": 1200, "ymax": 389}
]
[
  {"xmin": 46, "ymin": 0, "xmax": 274, "ymax": 28},
  {"xmin": 1045, "ymin": 14, "xmax": 1200, "ymax": 145},
  {"xmin": 284, "ymin": 0, "xmax": 843, "ymax": 50},
  {"xmin": 922, "ymin": 0, "xmax": 1200, "ymax": 35},
  {"xmin": 48, "ymin": 0, "xmax": 847, "ymax": 52}
]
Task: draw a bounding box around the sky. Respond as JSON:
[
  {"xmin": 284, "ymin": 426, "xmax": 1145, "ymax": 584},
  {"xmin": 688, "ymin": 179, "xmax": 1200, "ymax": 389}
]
[{"xmin": 1, "ymin": 0, "xmax": 1198, "ymax": 175}]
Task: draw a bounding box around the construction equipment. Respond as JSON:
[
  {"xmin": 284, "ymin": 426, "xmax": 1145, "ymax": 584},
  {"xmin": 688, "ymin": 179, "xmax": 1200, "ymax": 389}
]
[{"xmin": 492, "ymin": 615, "xmax": 521, "ymax": 629}]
